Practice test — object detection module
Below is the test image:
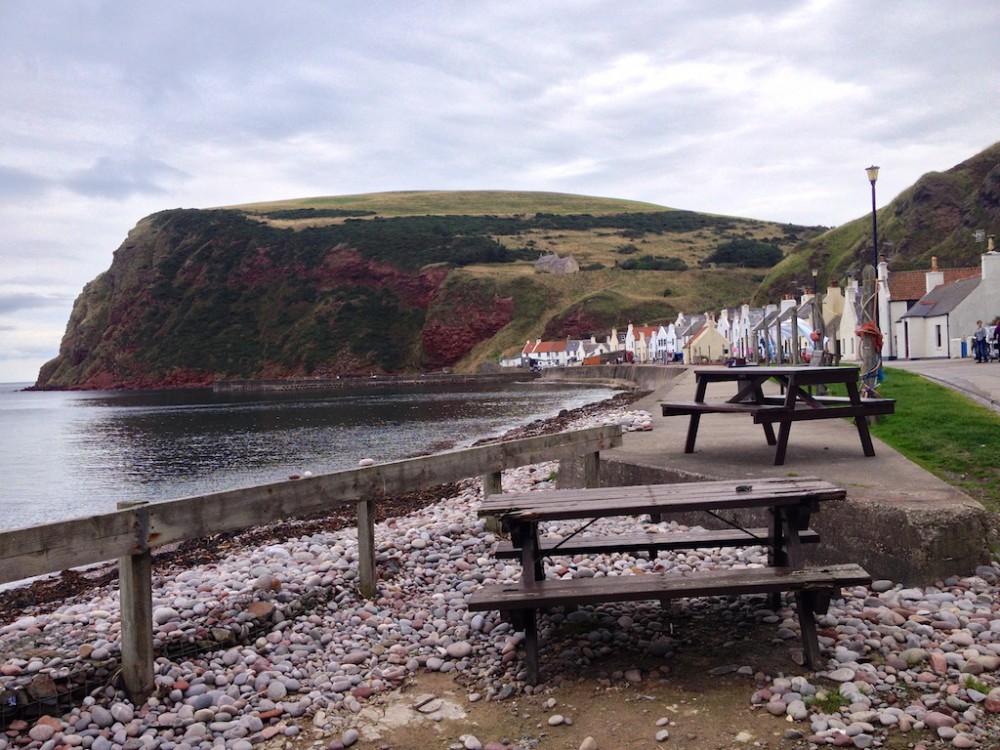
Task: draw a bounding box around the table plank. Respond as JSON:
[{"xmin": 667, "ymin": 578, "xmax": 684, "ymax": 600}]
[{"xmin": 479, "ymin": 477, "xmax": 843, "ymax": 522}]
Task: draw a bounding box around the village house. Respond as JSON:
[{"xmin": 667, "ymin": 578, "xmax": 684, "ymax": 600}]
[
  {"xmin": 898, "ymin": 252, "xmax": 1000, "ymax": 358},
  {"xmin": 521, "ymin": 339, "xmax": 574, "ymax": 368},
  {"xmin": 882, "ymin": 256, "xmax": 982, "ymax": 359},
  {"xmin": 838, "ymin": 279, "xmax": 863, "ymax": 362},
  {"xmin": 625, "ymin": 324, "xmax": 661, "ymax": 363},
  {"xmin": 683, "ymin": 315, "xmax": 730, "ymax": 364},
  {"xmin": 817, "ymin": 284, "xmax": 845, "ymax": 360}
]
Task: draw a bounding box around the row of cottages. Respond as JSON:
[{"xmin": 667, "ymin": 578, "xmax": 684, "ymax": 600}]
[
  {"xmin": 509, "ymin": 250, "xmax": 1000, "ymax": 368},
  {"xmin": 711, "ymin": 250, "xmax": 1000, "ymax": 364},
  {"xmin": 516, "ymin": 318, "xmax": 736, "ymax": 368},
  {"xmin": 516, "ymin": 336, "xmax": 624, "ymax": 368}
]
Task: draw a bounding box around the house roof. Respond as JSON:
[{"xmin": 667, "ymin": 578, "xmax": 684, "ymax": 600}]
[
  {"xmin": 901, "ymin": 276, "xmax": 982, "ymax": 319},
  {"xmin": 888, "ymin": 266, "xmax": 980, "ymax": 301},
  {"xmin": 523, "ymin": 339, "xmax": 570, "ymax": 354},
  {"xmin": 677, "ymin": 315, "xmax": 705, "ymax": 337}
]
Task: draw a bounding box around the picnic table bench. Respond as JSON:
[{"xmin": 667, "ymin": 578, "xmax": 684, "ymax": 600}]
[
  {"xmin": 471, "ymin": 477, "xmax": 871, "ymax": 683},
  {"xmin": 659, "ymin": 365, "xmax": 895, "ymax": 465},
  {"xmin": 494, "ymin": 527, "xmax": 820, "ymax": 560}
]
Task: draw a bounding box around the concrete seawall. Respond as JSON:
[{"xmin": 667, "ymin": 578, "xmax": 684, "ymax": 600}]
[
  {"xmin": 214, "ymin": 371, "xmax": 539, "ymax": 392},
  {"xmin": 540, "ymin": 363, "xmax": 686, "ymax": 391}
]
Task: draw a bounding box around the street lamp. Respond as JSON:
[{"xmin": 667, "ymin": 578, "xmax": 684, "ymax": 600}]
[
  {"xmin": 811, "ymin": 268, "xmax": 822, "ymax": 353},
  {"xmin": 866, "ymin": 165, "xmax": 879, "ymax": 270},
  {"xmin": 861, "ymin": 166, "xmax": 881, "ymax": 396}
]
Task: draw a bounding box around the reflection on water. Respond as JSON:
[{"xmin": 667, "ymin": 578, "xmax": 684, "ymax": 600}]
[{"xmin": 0, "ymin": 381, "xmax": 614, "ymax": 530}]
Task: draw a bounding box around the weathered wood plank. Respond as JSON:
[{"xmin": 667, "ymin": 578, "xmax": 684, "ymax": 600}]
[
  {"xmin": 479, "ymin": 477, "xmax": 844, "ymax": 521},
  {"xmin": 118, "ymin": 549, "xmax": 154, "ymax": 701},
  {"xmin": 357, "ymin": 497, "xmax": 377, "ymax": 598},
  {"xmin": 118, "ymin": 501, "xmax": 154, "ymax": 703},
  {"xmin": 470, "ymin": 562, "xmax": 871, "ymax": 683},
  {"xmin": 468, "ymin": 563, "xmax": 871, "ymax": 610},
  {"xmin": 753, "ymin": 402, "xmax": 895, "ymax": 422},
  {"xmin": 494, "ymin": 528, "xmax": 821, "ymax": 558},
  {"xmin": 661, "ymin": 401, "xmax": 780, "ymax": 415},
  {"xmin": 0, "ymin": 511, "xmax": 141, "ymax": 584}
]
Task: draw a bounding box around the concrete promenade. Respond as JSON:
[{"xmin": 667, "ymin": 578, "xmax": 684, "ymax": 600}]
[{"xmin": 573, "ymin": 360, "xmax": 995, "ymax": 584}]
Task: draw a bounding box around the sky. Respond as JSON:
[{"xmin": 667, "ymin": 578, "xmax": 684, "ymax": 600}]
[{"xmin": 2, "ymin": 1, "xmax": 999, "ymax": 383}]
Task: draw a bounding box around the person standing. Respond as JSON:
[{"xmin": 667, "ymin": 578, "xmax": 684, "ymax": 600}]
[{"xmin": 974, "ymin": 320, "xmax": 989, "ymax": 362}]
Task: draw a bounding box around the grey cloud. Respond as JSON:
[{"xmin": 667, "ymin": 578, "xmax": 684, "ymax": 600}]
[
  {"xmin": 0, "ymin": 292, "xmax": 69, "ymax": 315},
  {"xmin": 0, "ymin": 166, "xmax": 51, "ymax": 199},
  {"xmin": 64, "ymin": 156, "xmax": 187, "ymax": 200}
]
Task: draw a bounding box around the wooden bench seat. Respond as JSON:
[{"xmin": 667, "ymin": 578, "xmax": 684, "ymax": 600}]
[
  {"xmin": 469, "ymin": 563, "xmax": 872, "ymax": 683},
  {"xmin": 660, "ymin": 398, "xmax": 895, "ymax": 420},
  {"xmin": 759, "ymin": 395, "xmax": 895, "ymax": 408},
  {"xmin": 660, "ymin": 401, "xmax": 780, "ymax": 416},
  {"xmin": 755, "ymin": 395, "xmax": 896, "ymax": 419},
  {"xmin": 494, "ymin": 527, "xmax": 820, "ymax": 560}
]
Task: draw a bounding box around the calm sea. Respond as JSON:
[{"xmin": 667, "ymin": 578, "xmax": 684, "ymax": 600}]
[{"xmin": 0, "ymin": 380, "xmax": 614, "ymax": 532}]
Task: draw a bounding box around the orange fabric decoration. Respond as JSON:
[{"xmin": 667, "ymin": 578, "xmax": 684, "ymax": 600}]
[{"xmin": 855, "ymin": 321, "xmax": 883, "ymax": 353}]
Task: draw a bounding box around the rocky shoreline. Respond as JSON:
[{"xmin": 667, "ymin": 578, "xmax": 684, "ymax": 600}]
[{"xmin": 1, "ymin": 391, "xmax": 999, "ymax": 749}]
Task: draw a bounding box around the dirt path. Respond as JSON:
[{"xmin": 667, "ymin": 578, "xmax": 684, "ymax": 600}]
[{"xmin": 263, "ymin": 613, "xmax": 945, "ymax": 750}]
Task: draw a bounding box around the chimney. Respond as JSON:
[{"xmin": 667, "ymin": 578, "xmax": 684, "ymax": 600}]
[
  {"xmin": 982, "ymin": 248, "xmax": 1000, "ymax": 281},
  {"xmin": 926, "ymin": 257, "xmax": 944, "ymax": 293}
]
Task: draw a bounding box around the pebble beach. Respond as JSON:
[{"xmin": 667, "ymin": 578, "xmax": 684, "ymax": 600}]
[{"xmin": 2, "ymin": 397, "xmax": 1000, "ymax": 750}]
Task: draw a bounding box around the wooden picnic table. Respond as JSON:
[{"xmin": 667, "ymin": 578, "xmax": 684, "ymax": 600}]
[
  {"xmin": 660, "ymin": 365, "xmax": 895, "ymax": 465},
  {"xmin": 471, "ymin": 477, "xmax": 870, "ymax": 683}
]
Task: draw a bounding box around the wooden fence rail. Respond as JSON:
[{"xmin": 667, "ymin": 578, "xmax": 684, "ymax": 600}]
[{"xmin": 0, "ymin": 424, "xmax": 622, "ymax": 701}]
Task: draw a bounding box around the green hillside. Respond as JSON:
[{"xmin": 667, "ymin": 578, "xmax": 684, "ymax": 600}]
[
  {"xmin": 759, "ymin": 141, "xmax": 1000, "ymax": 301},
  {"xmin": 36, "ymin": 190, "xmax": 822, "ymax": 388},
  {"xmin": 230, "ymin": 190, "xmax": 669, "ymax": 217}
]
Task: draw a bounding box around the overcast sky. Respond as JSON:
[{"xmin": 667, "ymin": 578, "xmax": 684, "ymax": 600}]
[{"xmin": 2, "ymin": 1, "xmax": 998, "ymax": 383}]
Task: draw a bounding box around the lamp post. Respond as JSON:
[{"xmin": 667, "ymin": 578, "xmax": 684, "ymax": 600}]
[
  {"xmin": 866, "ymin": 166, "xmax": 880, "ymax": 328},
  {"xmin": 811, "ymin": 268, "xmax": 822, "ymax": 353},
  {"xmin": 866, "ymin": 166, "xmax": 879, "ymax": 270},
  {"xmin": 861, "ymin": 165, "xmax": 880, "ymax": 397}
]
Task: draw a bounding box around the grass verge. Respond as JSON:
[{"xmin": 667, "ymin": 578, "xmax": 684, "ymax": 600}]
[{"xmin": 874, "ymin": 367, "xmax": 1000, "ymax": 513}]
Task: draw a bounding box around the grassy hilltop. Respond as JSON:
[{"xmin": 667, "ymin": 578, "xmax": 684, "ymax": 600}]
[
  {"xmin": 230, "ymin": 191, "xmax": 822, "ymax": 372},
  {"xmin": 37, "ymin": 190, "xmax": 821, "ymax": 388}
]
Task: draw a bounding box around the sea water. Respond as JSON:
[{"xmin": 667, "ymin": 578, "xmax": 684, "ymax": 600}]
[{"xmin": 0, "ymin": 380, "xmax": 615, "ymax": 531}]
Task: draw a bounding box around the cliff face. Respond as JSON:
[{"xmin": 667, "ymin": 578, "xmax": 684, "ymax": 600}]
[
  {"xmin": 36, "ymin": 210, "xmax": 469, "ymax": 388},
  {"xmin": 36, "ymin": 194, "xmax": 819, "ymax": 389}
]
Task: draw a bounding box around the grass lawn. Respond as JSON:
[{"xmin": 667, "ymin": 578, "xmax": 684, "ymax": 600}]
[{"xmin": 876, "ymin": 367, "xmax": 1000, "ymax": 513}]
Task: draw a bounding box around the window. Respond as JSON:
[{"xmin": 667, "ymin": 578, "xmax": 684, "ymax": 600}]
[{"xmin": 935, "ymin": 324, "xmax": 942, "ymax": 348}]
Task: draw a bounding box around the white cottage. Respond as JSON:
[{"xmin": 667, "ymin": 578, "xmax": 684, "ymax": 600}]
[{"xmin": 898, "ymin": 252, "xmax": 1000, "ymax": 358}]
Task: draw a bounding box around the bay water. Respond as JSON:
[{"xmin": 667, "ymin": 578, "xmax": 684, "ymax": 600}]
[{"xmin": 0, "ymin": 380, "xmax": 615, "ymax": 532}]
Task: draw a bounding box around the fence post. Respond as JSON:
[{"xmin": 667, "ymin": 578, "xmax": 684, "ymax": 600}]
[
  {"xmin": 117, "ymin": 500, "xmax": 154, "ymax": 703},
  {"xmin": 357, "ymin": 497, "xmax": 377, "ymax": 598},
  {"xmin": 482, "ymin": 471, "xmax": 503, "ymax": 534}
]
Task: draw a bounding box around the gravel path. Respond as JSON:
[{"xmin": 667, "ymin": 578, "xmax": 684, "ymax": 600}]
[{"xmin": 1, "ymin": 391, "xmax": 999, "ymax": 749}]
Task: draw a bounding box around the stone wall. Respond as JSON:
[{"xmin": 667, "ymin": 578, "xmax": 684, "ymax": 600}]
[{"xmin": 541, "ymin": 364, "xmax": 685, "ymax": 391}]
